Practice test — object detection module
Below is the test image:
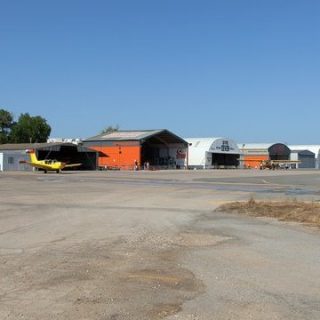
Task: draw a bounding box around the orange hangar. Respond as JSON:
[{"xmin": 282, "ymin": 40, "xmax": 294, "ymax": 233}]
[
  {"xmin": 238, "ymin": 143, "xmax": 291, "ymax": 169},
  {"xmin": 83, "ymin": 129, "xmax": 188, "ymax": 170}
]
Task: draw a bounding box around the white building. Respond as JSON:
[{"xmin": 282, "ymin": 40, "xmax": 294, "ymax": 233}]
[
  {"xmin": 47, "ymin": 138, "xmax": 81, "ymax": 144},
  {"xmin": 185, "ymin": 137, "xmax": 240, "ymax": 169}
]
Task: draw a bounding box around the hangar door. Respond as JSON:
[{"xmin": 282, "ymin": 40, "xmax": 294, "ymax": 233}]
[
  {"xmin": 211, "ymin": 153, "xmax": 239, "ymax": 168},
  {"xmin": 37, "ymin": 144, "xmax": 97, "ymax": 170},
  {"xmin": 141, "ymin": 131, "xmax": 187, "ymax": 168},
  {"xmin": 296, "ymin": 150, "xmax": 315, "ymax": 169},
  {"xmin": 209, "ymin": 139, "xmax": 240, "ymax": 168}
]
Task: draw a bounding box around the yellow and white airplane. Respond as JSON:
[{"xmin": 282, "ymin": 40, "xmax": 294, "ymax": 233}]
[
  {"xmin": 21, "ymin": 149, "xmax": 81, "ymax": 173},
  {"xmin": 260, "ymin": 159, "xmax": 300, "ymax": 170}
]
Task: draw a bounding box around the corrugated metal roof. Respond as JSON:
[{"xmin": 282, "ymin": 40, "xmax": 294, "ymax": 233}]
[
  {"xmin": 186, "ymin": 137, "xmax": 222, "ymax": 149},
  {"xmin": 0, "ymin": 143, "xmax": 95, "ymax": 153},
  {"xmin": 84, "ymin": 129, "xmax": 188, "ymax": 145},
  {"xmin": 238, "ymin": 143, "xmax": 279, "ymax": 150},
  {"xmin": 0, "ymin": 143, "xmax": 61, "ymax": 151},
  {"xmin": 185, "ymin": 138, "xmax": 222, "ymax": 167},
  {"xmin": 85, "ymin": 130, "xmax": 165, "ymax": 141}
]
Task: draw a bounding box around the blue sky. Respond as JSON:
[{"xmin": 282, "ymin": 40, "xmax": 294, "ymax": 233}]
[{"xmin": 0, "ymin": 0, "xmax": 319, "ymax": 143}]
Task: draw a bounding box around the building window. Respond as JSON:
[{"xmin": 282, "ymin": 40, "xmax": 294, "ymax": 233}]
[{"xmin": 8, "ymin": 157, "xmax": 14, "ymax": 164}]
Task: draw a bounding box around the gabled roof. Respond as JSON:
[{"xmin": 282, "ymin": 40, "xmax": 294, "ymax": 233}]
[
  {"xmin": 288, "ymin": 145, "xmax": 320, "ymax": 156},
  {"xmin": 291, "ymin": 149, "xmax": 315, "ymax": 156},
  {"xmin": 0, "ymin": 143, "xmax": 60, "ymax": 151},
  {"xmin": 85, "ymin": 130, "xmax": 162, "ymax": 141},
  {"xmin": 84, "ymin": 129, "xmax": 188, "ymax": 145}
]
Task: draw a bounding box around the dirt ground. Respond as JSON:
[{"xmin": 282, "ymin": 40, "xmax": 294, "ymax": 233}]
[
  {"xmin": 1, "ymin": 169, "xmax": 320, "ymax": 319},
  {"xmin": 217, "ymin": 198, "xmax": 320, "ymax": 227}
]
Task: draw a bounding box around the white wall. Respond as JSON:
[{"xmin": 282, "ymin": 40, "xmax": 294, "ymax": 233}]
[
  {"xmin": 290, "ymin": 153, "xmax": 299, "ymax": 161},
  {"xmin": 0, "ymin": 153, "xmax": 3, "ymax": 171}
]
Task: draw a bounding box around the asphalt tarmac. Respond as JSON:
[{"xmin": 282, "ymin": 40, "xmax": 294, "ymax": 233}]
[{"xmin": 0, "ymin": 169, "xmax": 320, "ymax": 319}]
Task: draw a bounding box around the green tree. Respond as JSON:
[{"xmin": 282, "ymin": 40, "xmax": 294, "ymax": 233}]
[
  {"xmin": 10, "ymin": 113, "xmax": 51, "ymax": 143},
  {"xmin": 0, "ymin": 108, "xmax": 14, "ymax": 144},
  {"xmin": 101, "ymin": 125, "xmax": 119, "ymax": 134}
]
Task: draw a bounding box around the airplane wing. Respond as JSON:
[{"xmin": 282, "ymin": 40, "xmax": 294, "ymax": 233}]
[
  {"xmin": 19, "ymin": 160, "xmax": 35, "ymax": 165},
  {"xmin": 64, "ymin": 163, "xmax": 82, "ymax": 168},
  {"xmin": 271, "ymin": 160, "xmax": 301, "ymax": 163}
]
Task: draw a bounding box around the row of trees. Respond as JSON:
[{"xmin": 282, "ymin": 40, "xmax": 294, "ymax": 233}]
[
  {"xmin": 0, "ymin": 109, "xmax": 51, "ymax": 144},
  {"xmin": 101, "ymin": 125, "xmax": 119, "ymax": 134},
  {"xmin": 0, "ymin": 107, "xmax": 120, "ymax": 145}
]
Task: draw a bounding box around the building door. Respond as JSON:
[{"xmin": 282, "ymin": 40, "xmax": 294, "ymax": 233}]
[{"xmin": 211, "ymin": 153, "xmax": 240, "ymax": 168}]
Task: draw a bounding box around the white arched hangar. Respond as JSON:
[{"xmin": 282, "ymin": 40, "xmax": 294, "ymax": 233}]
[{"xmin": 186, "ymin": 138, "xmax": 240, "ymax": 169}]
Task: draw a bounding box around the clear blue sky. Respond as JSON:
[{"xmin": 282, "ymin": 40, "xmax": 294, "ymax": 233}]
[{"xmin": 1, "ymin": 0, "xmax": 319, "ymax": 143}]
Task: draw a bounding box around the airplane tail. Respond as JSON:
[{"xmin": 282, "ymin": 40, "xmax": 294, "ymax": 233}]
[{"xmin": 26, "ymin": 149, "xmax": 38, "ymax": 163}]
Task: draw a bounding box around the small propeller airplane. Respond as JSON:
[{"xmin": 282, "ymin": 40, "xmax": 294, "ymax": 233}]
[
  {"xmin": 259, "ymin": 159, "xmax": 301, "ymax": 170},
  {"xmin": 20, "ymin": 149, "xmax": 81, "ymax": 173}
]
